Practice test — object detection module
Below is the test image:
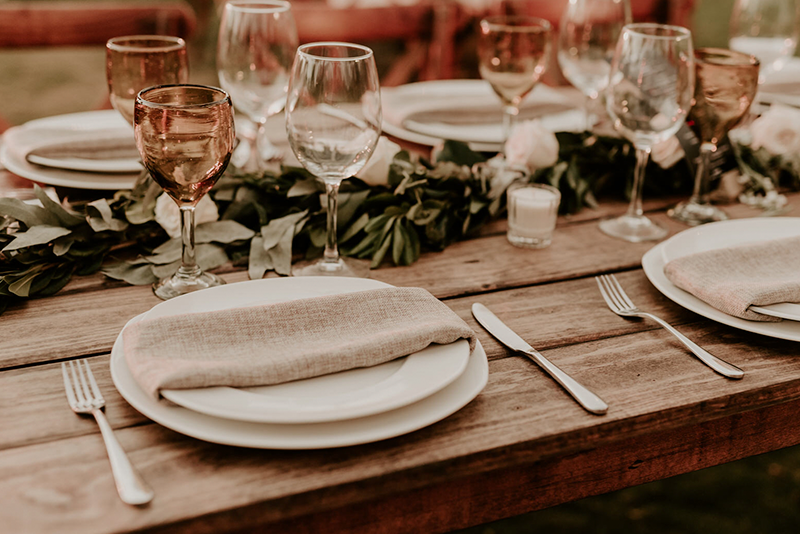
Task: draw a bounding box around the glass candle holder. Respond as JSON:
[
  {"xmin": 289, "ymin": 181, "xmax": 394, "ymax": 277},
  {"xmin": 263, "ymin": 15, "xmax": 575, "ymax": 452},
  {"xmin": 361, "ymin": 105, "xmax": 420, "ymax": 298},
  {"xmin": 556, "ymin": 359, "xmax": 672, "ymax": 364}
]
[{"xmin": 507, "ymin": 182, "xmax": 561, "ymax": 248}]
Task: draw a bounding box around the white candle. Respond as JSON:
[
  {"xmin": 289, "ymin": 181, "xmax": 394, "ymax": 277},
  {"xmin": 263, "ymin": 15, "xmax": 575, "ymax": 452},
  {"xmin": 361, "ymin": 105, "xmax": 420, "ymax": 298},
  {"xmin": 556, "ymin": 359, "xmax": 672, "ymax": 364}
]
[{"xmin": 507, "ymin": 184, "xmax": 560, "ymax": 248}]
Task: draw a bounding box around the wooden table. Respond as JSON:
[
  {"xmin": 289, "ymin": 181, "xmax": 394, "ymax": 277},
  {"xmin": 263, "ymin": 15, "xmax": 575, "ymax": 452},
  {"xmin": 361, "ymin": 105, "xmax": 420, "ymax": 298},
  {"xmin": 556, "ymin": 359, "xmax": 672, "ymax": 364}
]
[{"xmin": 4, "ymin": 187, "xmax": 800, "ymax": 534}]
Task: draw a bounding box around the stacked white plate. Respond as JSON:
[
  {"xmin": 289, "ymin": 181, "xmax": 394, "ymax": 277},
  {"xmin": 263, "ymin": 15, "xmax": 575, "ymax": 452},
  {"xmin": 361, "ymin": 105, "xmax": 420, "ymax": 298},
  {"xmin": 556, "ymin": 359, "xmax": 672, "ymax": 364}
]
[
  {"xmin": 0, "ymin": 110, "xmax": 141, "ymax": 190},
  {"xmin": 381, "ymin": 80, "xmax": 586, "ymax": 151},
  {"xmin": 110, "ymin": 277, "xmax": 489, "ymax": 449},
  {"xmin": 642, "ymin": 218, "xmax": 800, "ymax": 341}
]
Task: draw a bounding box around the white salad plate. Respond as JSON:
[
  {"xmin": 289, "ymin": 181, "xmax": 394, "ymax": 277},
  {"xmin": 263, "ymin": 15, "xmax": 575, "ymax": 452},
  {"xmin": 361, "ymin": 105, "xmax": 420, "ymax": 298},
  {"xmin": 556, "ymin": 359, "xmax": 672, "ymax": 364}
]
[
  {"xmin": 110, "ymin": 315, "xmax": 488, "ymax": 449},
  {"xmin": 381, "ymin": 79, "xmax": 584, "ymax": 150},
  {"xmin": 642, "ymin": 218, "xmax": 800, "ymax": 340},
  {"xmin": 137, "ymin": 277, "xmax": 472, "ymax": 424},
  {"xmin": 0, "ymin": 110, "xmax": 141, "ymax": 190}
]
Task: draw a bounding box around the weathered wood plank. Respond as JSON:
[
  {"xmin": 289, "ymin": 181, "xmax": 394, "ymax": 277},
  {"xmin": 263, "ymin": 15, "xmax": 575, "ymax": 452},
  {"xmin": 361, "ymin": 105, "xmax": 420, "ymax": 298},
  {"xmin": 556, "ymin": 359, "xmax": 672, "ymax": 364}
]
[{"xmin": 4, "ymin": 323, "xmax": 800, "ymax": 534}]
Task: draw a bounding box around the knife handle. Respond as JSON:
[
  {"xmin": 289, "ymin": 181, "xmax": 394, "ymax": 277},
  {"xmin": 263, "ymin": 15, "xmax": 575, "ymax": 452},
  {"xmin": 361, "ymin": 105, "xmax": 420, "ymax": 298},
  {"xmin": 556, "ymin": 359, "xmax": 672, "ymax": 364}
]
[{"xmin": 522, "ymin": 349, "xmax": 608, "ymax": 415}]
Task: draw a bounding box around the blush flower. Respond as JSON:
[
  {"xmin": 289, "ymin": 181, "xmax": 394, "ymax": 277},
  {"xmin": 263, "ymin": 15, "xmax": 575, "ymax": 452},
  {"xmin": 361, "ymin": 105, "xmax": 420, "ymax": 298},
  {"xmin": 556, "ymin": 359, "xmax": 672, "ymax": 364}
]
[
  {"xmin": 749, "ymin": 104, "xmax": 800, "ymax": 156},
  {"xmin": 356, "ymin": 136, "xmax": 402, "ymax": 187},
  {"xmin": 504, "ymin": 120, "xmax": 559, "ymax": 172}
]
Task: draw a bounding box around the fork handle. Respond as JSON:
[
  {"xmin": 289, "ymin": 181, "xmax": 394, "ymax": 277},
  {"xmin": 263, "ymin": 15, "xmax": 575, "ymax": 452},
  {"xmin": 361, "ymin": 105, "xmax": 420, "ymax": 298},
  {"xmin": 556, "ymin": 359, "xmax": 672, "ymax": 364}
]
[
  {"xmin": 641, "ymin": 313, "xmax": 744, "ymax": 379},
  {"xmin": 521, "ymin": 349, "xmax": 609, "ymax": 415},
  {"xmin": 92, "ymin": 409, "xmax": 155, "ymax": 505}
]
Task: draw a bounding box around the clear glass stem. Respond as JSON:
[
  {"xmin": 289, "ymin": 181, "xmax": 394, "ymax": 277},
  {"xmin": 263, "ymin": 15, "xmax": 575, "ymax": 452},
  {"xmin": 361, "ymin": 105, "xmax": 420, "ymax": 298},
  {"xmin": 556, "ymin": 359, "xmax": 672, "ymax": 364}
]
[
  {"xmin": 502, "ymin": 105, "xmax": 518, "ymax": 150},
  {"xmin": 323, "ymin": 181, "xmax": 341, "ymax": 266},
  {"xmin": 626, "ymin": 147, "xmax": 651, "ymax": 219},
  {"xmin": 689, "ymin": 142, "xmax": 715, "ymax": 206},
  {"xmin": 178, "ymin": 206, "xmax": 201, "ymax": 279}
]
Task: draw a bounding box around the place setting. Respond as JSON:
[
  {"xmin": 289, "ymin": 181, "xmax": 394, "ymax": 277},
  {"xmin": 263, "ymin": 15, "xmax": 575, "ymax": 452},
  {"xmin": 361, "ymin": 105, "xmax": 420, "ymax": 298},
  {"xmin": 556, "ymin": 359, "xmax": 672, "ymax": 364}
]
[{"xmin": 9, "ymin": 0, "xmax": 800, "ymax": 530}]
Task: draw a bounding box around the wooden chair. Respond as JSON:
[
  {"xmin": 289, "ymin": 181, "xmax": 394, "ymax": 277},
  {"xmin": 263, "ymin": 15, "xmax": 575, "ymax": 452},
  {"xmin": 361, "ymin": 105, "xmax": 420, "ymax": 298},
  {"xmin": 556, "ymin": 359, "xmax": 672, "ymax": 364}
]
[
  {"xmin": 290, "ymin": 1, "xmax": 465, "ymax": 86},
  {"xmin": 0, "ymin": 2, "xmax": 197, "ymax": 48}
]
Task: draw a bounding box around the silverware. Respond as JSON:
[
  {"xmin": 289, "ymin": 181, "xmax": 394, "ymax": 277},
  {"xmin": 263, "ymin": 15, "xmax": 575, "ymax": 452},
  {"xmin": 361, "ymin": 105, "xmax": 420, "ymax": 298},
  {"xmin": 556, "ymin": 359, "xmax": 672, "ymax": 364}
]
[
  {"xmin": 595, "ymin": 274, "xmax": 744, "ymax": 379},
  {"xmin": 471, "ymin": 303, "xmax": 608, "ymax": 415},
  {"xmin": 61, "ymin": 359, "xmax": 154, "ymax": 505}
]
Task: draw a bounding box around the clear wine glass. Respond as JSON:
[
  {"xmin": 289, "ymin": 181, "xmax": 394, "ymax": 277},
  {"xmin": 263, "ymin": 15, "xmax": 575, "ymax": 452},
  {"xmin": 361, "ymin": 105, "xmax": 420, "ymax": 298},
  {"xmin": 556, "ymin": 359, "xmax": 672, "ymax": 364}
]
[
  {"xmin": 217, "ymin": 0, "xmax": 298, "ymax": 172},
  {"xmin": 729, "ymin": 0, "xmax": 800, "ymax": 83},
  {"xmin": 134, "ymin": 85, "xmax": 236, "ymax": 299},
  {"xmin": 669, "ymin": 48, "xmax": 760, "ymax": 226},
  {"xmin": 558, "ymin": 0, "xmax": 631, "ymax": 129},
  {"xmin": 477, "ymin": 15, "xmax": 551, "ymax": 149},
  {"xmin": 106, "ymin": 35, "xmax": 189, "ymax": 125},
  {"xmin": 286, "ymin": 43, "xmax": 381, "ymax": 277},
  {"xmin": 600, "ymin": 23, "xmax": 695, "ymax": 242}
]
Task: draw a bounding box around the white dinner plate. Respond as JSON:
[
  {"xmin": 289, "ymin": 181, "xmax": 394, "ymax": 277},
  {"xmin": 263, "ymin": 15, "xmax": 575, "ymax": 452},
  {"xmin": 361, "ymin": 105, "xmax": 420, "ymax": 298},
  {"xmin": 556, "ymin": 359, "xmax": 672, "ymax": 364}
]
[
  {"xmin": 642, "ymin": 217, "xmax": 800, "ymax": 340},
  {"xmin": 757, "ymin": 57, "xmax": 800, "ymax": 108},
  {"xmin": 138, "ymin": 277, "xmax": 471, "ymax": 424},
  {"xmin": 0, "ymin": 110, "xmax": 141, "ymax": 190},
  {"xmin": 111, "ymin": 313, "xmax": 488, "ymax": 449},
  {"xmin": 381, "ymin": 80, "xmax": 585, "ymax": 150}
]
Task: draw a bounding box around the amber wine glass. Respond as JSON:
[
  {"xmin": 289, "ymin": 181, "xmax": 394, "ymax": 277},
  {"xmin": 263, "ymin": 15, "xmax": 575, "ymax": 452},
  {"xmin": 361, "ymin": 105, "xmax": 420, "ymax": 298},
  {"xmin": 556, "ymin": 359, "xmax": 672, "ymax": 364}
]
[
  {"xmin": 669, "ymin": 48, "xmax": 760, "ymax": 225},
  {"xmin": 134, "ymin": 85, "xmax": 235, "ymax": 299},
  {"xmin": 106, "ymin": 36, "xmax": 189, "ymax": 125},
  {"xmin": 286, "ymin": 43, "xmax": 381, "ymax": 277},
  {"xmin": 478, "ymin": 15, "xmax": 551, "ymax": 147}
]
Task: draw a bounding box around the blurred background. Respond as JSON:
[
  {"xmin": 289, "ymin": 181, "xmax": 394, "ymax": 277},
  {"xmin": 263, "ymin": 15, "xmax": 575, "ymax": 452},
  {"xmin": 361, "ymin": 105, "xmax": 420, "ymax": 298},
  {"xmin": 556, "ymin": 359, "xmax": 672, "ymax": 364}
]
[{"xmin": 2, "ymin": 0, "xmax": 799, "ymax": 532}]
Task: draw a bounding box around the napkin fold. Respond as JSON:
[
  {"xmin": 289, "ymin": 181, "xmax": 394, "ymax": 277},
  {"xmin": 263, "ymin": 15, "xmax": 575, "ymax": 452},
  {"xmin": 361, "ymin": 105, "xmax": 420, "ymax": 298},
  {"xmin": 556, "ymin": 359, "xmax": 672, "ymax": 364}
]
[
  {"xmin": 123, "ymin": 287, "xmax": 477, "ymax": 399},
  {"xmin": 25, "ymin": 133, "xmax": 141, "ymax": 174},
  {"xmin": 664, "ymin": 236, "xmax": 800, "ymax": 321}
]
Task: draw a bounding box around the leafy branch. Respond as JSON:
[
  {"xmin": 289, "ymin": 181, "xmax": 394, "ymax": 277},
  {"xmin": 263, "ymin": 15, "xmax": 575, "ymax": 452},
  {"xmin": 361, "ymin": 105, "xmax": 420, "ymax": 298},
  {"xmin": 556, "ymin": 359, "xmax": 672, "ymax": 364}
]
[{"xmin": 0, "ymin": 134, "xmax": 693, "ymax": 313}]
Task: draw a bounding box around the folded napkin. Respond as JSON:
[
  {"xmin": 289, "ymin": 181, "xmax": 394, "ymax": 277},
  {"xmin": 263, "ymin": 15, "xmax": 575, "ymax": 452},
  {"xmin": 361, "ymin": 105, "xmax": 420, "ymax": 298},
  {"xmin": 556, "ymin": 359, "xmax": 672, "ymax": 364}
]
[
  {"xmin": 664, "ymin": 236, "xmax": 800, "ymax": 321},
  {"xmin": 25, "ymin": 133, "xmax": 141, "ymax": 174},
  {"xmin": 123, "ymin": 287, "xmax": 476, "ymax": 399}
]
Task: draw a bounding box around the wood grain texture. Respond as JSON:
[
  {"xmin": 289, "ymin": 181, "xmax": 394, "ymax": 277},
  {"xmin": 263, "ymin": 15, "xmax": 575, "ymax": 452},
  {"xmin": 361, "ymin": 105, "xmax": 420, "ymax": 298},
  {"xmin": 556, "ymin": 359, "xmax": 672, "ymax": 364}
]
[{"xmin": 3, "ymin": 193, "xmax": 800, "ymax": 533}]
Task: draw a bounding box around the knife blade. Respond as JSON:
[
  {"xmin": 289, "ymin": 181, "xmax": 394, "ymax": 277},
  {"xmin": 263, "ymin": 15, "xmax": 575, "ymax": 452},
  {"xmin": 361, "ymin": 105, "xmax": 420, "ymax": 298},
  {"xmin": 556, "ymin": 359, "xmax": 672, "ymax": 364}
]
[{"xmin": 471, "ymin": 303, "xmax": 608, "ymax": 415}]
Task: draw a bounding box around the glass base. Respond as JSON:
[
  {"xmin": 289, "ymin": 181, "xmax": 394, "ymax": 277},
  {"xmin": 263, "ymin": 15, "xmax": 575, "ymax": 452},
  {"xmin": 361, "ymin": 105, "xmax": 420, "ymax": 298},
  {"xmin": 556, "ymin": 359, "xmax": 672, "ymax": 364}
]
[
  {"xmin": 507, "ymin": 231, "xmax": 552, "ymax": 249},
  {"xmin": 292, "ymin": 257, "xmax": 370, "ymax": 278},
  {"xmin": 667, "ymin": 201, "xmax": 729, "ymax": 226},
  {"xmin": 153, "ymin": 270, "xmax": 225, "ymax": 300},
  {"xmin": 599, "ymin": 214, "xmax": 668, "ymax": 243}
]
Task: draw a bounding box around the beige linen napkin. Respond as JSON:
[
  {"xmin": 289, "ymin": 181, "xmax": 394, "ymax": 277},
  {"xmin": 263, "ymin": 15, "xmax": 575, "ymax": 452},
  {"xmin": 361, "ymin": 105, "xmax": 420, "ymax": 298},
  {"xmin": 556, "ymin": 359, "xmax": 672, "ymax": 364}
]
[
  {"xmin": 664, "ymin": 236, "xmax": 800, "ymax": 321},
  {"xmin": 123, "ymin": 287, "xmax": 476, "ymax": 399}
]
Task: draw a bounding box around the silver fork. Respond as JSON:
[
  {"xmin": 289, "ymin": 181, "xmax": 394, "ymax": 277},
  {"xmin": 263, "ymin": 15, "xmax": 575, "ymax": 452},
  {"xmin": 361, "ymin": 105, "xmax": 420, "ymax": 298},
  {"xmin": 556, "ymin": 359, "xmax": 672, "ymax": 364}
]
[
  {"xmin": 596, "ymin": 274, "xmax": 744, "ymax": 380},
  {"xmin": 62, "ymin": 359, "xmax": 154, "ymax": 505}
]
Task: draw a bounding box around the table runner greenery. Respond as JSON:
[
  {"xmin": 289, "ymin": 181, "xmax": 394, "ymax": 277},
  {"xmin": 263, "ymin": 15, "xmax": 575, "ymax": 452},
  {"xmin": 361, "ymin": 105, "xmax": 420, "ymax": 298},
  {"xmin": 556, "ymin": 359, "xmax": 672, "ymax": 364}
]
[{"xmin": 0, "ymin": 132, "xmax": 759, "ymax": 314}]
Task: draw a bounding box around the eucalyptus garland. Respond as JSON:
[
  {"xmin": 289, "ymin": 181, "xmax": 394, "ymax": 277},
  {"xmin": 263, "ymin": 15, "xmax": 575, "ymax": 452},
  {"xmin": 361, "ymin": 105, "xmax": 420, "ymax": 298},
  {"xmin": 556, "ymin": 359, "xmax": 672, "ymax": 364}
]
[{"xmin": 0, "ymin": 134, "xmax": 694, "ymax": 314}]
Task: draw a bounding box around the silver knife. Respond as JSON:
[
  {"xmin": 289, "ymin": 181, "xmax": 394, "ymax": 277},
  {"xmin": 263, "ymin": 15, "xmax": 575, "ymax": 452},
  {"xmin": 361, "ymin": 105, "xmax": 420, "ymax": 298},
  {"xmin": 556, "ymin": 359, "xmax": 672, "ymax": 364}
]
[{"xmin": 472, "ymin": 303, "xmax": 608, "ymax": 415}]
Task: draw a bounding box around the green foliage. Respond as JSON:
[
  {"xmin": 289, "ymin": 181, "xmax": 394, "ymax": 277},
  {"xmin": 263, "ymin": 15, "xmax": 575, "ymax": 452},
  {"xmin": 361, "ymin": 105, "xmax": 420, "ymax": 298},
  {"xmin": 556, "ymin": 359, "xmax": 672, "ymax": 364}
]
[{"xmin": 0, "ymin": 135, "xmax": 693, "ymax": 313}]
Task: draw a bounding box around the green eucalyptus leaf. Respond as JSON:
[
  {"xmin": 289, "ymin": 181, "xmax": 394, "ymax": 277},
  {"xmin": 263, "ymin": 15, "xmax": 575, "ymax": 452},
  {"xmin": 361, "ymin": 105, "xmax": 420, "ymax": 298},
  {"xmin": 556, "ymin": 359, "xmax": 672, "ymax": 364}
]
[
  {"xmin": 261, "ymin": 210, "xmax": 308, "ymax": 250},
  {"xmin": 52, "ymin": 235, "xmax": 76, "ymax": 256},
  {"xmin": 152, "ymin": 237, "xmax": 181, "ymax": 256},
  {"xmin": 0, "ymin": 198, "xmax": 60, "ymax": 227},
  {"xmin": 2, "ymin": 225, "xmax": 72, "ymax": 252},
  {"xmin": 34, "ymin": 186, "xmax": 84, "ymax": 227},
  {"xmin": 287, "ymin": 177, "xmax": 321, "ymax": 197},
  {"xmin": 8, "ymin": 266, "xmax": 43, "ymax": 297},
  {"xmin": 267, "ymin": 223, "xmax": 294, "ymax": 276},
  {"xmin": 392, "ymin": 220, "xmax": 404, "ymax": 266},
  {"xmin": 196, "ymin": 220, "xmax": 255, "ymax": 244},
  {"xmin": 435, "ymin": 140, "xmax": 487, "ymax": 167},
  {"xmin": 370, "ymin": 229, "xmax": 393, "ymax": 269},
  {"xmin": 197, "ymin": 244, "xmax": 229, "ymax": 271},
  {"xmin": 103, "ymin": 262, "xmax": 159, "ymax": 285},
  {"xmin": 87, "ymin": 199, "xmax": 128, "ymax": 232},
  {"xmin": 248, "ymin": 236, "xmax": 272, "ymax": 280},
  {"xmin": 340, "ymin": 212, "xmax": 369, "ymax": 243},
  {"xmin": 338, "ymin": 189, "xmax": 370, "ymax": 227},
  {"xmin": 151, "ymin": 260, "xmax": 180, "ymax": 279},
  {"xmin": 125, "ymin": 179, "xmax": 162, "ymax": 224}
]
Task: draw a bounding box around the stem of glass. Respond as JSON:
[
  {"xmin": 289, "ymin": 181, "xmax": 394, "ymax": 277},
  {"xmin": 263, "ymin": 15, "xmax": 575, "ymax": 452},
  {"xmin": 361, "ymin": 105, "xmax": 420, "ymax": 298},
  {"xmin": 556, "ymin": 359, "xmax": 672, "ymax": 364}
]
[
  {"xmin": 688, "ymin": 142, "xmax": 715, "ymax": 207},
  {"xmin": 501, "ymin": 105, "xmax": 518, "ymax": 152},
  {"xmin": 626, "ymin": 147, "xmax": 651, "ymax": 219},
  {"xmin": 177, "ymin": 206, "xmax": 201, "ymax": 280},
  {"xmin": 323, "ymin": 181, "xmax": 341, "ymax": 267}
]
